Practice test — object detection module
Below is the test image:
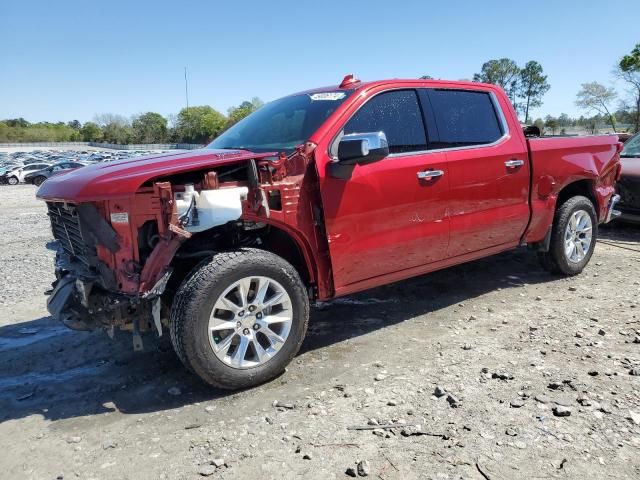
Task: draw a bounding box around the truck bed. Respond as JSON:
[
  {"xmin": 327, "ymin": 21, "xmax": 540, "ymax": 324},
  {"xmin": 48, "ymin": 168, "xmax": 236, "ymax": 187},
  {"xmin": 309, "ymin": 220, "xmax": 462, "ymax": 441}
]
[{"xmin": 524, "ymin": 134, "xmax": 621, "ymax": 243}]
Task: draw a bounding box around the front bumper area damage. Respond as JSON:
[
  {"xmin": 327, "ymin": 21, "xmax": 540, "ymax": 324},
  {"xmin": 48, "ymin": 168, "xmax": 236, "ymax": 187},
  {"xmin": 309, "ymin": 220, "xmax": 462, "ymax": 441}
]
[{"xmin": 46, "ymin": 243, "xmax": 172, "ymax": 351}]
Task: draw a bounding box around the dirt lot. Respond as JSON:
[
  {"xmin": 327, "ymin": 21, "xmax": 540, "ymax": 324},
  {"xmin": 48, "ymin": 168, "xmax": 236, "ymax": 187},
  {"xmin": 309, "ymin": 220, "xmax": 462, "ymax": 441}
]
[{"xmin": 0, "ymin": 184, "xmax": 639, "ymax": 480}]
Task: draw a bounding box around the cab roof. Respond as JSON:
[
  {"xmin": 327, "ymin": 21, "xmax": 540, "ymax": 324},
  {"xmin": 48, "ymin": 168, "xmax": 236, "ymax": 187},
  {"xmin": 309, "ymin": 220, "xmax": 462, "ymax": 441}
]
[{"xmin": 290, "ymin": 74, "xmax": 499, "ymax": 97}]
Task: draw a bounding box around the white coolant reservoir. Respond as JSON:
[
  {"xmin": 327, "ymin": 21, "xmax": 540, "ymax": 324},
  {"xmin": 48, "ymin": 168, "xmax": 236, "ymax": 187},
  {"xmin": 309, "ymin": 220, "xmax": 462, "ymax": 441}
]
[
  {"xmin": 186, "ymin": 186, "xmax": 249, "ymax": 233},
  {"xmin": 175, "ymin": 184, "xmax": 196, "ymax": 219}
]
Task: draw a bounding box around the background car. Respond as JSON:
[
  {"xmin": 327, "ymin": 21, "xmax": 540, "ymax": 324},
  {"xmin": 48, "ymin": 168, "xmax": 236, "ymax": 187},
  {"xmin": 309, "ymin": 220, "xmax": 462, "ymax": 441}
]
[
  {"xmin": 1, "ymin": 163, "xmax": 52, "ymax": 185},
  {"xmin": 0, "ymin": 149, "xmax": 170, "ymax": 186},
  {"xmin": 24, "ymin": 161, "xmax": 86, "ymax": 186},
  {"xmin": 616, "ymin": 132, "xmax": 640, "ymax": 223}
]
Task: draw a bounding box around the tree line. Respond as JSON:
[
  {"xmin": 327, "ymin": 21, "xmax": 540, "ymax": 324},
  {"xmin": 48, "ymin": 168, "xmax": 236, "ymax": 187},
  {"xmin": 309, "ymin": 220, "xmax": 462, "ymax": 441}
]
[
  {"xmin": 2, "ymin": 43, "xmax": 639, "ymax": 144},
  {"xmin": 0, "ymin": 97, "xmax": 264, "ymax": 144}
]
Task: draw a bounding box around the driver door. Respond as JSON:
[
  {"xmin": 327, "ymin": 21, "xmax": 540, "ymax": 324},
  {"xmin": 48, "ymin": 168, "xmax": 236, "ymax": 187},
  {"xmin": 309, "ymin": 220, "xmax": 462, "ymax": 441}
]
[{"xmin": 318, "ymin": 89, "xmax": 450, "ymax": 292}]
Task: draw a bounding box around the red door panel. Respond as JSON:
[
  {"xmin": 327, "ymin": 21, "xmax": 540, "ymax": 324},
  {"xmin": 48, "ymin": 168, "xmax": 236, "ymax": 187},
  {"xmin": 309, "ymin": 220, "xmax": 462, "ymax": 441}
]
[
  {"xmin": 446, "ymin": 142, "xmax": 530, "ymax": 257},
  {"xmin": 320, "ymin": 152, "xmax": 449, "ymax": 288}
]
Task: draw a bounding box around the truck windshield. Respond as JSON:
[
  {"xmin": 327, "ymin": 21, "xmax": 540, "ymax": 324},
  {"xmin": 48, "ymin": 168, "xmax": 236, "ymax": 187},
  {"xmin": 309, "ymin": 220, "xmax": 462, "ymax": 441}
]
[{"xmin": 208, "ymin": 91, "xmax": 352, "ymax": 154}]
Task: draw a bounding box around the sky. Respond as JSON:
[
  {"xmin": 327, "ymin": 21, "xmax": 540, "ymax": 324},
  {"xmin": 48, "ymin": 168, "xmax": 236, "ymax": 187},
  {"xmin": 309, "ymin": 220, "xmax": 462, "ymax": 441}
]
[{"xmin": 1, "ymin": 0, "xmax": 638, "ymax": 123}]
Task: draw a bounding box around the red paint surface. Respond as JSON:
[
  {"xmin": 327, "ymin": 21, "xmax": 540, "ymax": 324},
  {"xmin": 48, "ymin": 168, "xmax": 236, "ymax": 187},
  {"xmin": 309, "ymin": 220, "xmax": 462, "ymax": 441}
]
[
  {"xmin": 36, "ymin": 79, "xmax": 621, "ymax": 300},
  {"xmin": 37, "ymin": 149, "xmax": 275, "ymax": 202}
]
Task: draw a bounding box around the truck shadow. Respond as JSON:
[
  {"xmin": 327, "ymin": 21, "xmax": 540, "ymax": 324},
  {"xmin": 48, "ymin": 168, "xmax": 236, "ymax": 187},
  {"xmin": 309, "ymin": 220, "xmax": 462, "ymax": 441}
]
[
  {"xmin": 0, "ymin": 246, "xmax": 593, "ymax": 424},
  {"xmin": 599, "ymin": 220, "xmax": 640, "ymax": 242}
]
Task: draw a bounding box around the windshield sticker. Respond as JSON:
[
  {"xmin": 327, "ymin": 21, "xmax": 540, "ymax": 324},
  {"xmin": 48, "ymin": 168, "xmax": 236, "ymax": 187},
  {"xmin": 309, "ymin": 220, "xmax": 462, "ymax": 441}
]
[{"xmin": 309, "ymin": 92, "xmax": 346, "ymax": 101}]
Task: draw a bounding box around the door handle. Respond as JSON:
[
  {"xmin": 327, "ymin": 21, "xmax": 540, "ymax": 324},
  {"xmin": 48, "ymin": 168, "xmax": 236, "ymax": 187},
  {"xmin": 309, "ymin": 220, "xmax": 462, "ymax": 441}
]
[
  {"xmin": 417, "ymin": 169, "xmax": 444, "ymax": 180},
  {"xmin": 504, "ymin": 159, "xmax": 525, "ymax": 168}
]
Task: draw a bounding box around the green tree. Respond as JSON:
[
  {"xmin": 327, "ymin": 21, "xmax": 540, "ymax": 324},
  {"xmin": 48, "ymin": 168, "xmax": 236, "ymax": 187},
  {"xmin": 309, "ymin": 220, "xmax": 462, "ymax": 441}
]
[
  {"xmin": 558, "ymin": 113, "xmax": 571, "ymax": 127},
  {"xmin": 94, "ymin": 114, "xmax": 133, "ymax": 144},
  {"xmin": 0, "ymin": 119, "xmax": 80, "ymax": 142},
  {"xmin": 175, "ymin": 105, "xmax": 226, "ymax": 144},
  {"xmin": 517, "ymin": 61, "xmax": 550, "ymax": 123},
  {"xmin": 533, "ymin": 117, "xmax": 545, "ymax": 134},
  {"xmin": 226, "ymin": 97, "xmax": 264, "ymax": 129},
  {"xmin": 67, "ymin": 120, "xmax": 81, "ymax": 130},
  {"xmin": 132, "ymin": 112, "xmax": 168, "ymax": 143},
  {"xmin": 5, "ymin": 118, "xmax": 30, "ymax": 128},
  {"xmin": 575, "ymin": 82, "xmax": 617, "ymax": 132},
  {"xmin": 544, "ymin": 115, "xmax": 559, "ymax": 135},
  {"xmin": 473, "ymin": 58, "xmax": 521, "ymax": 110},
  {"xmin": 80, "ymin": 122, "xmax": 103, "ymax": 141},
  {"xmin": 616, "ymin": 43, "xmax": 640, "ymax": 132}
]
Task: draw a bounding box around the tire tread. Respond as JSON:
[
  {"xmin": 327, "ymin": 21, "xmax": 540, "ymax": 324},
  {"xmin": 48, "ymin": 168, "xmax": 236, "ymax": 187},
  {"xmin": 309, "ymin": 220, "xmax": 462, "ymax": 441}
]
[
  {"xmin": 538, "ymin": 195, "xmax": 597, "ymax": 276},
  {"xmin": 170, "ymin": 249, "xmax": 309, "ymax": 389}
]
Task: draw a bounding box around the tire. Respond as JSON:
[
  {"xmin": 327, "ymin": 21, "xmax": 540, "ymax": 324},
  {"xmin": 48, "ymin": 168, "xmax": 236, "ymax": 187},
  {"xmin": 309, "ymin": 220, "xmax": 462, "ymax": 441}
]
[
  {"xmin": 7, "ymin": 176, "xmax": 18, "ymax": 185},
  {"xmin": 33, "ymin": 176, "xmax": 46, "ymax": 186},
  {"xmin": 170, "ymin": 249, "xmax": 309, "ymax": 389},
  {"xmin": 538, "ymin": 195, "xmax": 597, "ymax": 276}
]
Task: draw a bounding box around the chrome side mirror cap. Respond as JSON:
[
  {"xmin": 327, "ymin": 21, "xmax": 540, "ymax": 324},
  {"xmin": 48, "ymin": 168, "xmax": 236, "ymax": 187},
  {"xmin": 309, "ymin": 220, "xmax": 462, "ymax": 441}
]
[{"xmin": 337, "ymin": 131, "xmax": 389, "ymax": 165}]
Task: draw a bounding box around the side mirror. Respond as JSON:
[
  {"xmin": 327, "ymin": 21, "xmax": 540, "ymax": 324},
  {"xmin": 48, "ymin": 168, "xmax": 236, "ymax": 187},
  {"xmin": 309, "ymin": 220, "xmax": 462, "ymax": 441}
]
[{"xmin": 337, "ymin": 132, "xmax": 389, "ymax": 165}]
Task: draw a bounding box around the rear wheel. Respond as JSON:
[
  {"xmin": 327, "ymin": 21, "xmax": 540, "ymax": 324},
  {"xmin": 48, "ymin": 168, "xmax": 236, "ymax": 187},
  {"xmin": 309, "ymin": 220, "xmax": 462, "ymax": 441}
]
[
  {"xmin": 538, "ymin": 195, "xmax": 597, "ymax": 275},
  {"xmin": 7, "ymin": 176, "xmax": 18, "ymax": 185},
  {"xmin": 170, "ymin": 249, "xmax": 309, "ymax": 389},
  {"xmin": 33, "ymin": 176, "xmax": 46, "ymax": 186}
]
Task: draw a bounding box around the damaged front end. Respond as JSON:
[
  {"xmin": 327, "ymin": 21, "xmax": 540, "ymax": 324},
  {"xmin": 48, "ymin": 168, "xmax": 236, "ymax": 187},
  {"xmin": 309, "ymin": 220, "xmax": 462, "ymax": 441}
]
[
  {"xmin": 44, "ymin": 200, "xmax": 174, "ymax": 350},
  {"xmin": 41, "ymin": 148, "xmax": 326, "ymax": 350}
]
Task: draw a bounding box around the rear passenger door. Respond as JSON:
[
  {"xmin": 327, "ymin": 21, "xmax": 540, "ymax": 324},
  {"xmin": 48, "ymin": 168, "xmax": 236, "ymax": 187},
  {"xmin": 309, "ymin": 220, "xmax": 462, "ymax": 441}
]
[{"xmin": 420, "ymin": 88, "xmax": 530, "ymax": 257}]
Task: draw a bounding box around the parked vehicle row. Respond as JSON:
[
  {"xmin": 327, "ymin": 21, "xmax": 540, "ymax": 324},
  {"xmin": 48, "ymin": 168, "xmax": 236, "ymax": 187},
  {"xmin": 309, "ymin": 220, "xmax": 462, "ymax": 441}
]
[
  {"xmin": 1, "ymin": 163, "xmax": 53, "ymax": 184},
  {"xmin": 0, "ymin": 149, "xmax": 169, "ymax": 185},
  {"xmin": 25, "ymin": 162, "xmax": 87, "ymax": 186}
]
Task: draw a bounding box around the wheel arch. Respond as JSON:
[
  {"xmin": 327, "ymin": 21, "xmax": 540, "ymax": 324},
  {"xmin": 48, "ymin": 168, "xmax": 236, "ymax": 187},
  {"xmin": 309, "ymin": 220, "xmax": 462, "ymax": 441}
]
[
  {"xmin": 526, "ymin": 178, "xmax": 599, "ymax": 250},
  {"xmin": 166, "ymin": 219, "xmax": 319, "ymax": 302},
  {"xmin": 259, "ymin": 222, "xmax": 315, "ymax": 287},
  {"xmin": 555, "ymin": 179, "xmax": 599, "ymax": 214}
]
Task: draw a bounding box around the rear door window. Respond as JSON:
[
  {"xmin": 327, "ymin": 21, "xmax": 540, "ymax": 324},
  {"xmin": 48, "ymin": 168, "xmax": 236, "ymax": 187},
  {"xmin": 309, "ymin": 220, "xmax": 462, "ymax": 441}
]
[
  {"xmin": 344, "ymin": 90, "xmax": 427, "ymax": 154},
  {"xmin": 425, "ymin": 89, "xmax": 504, "ymax": 149}
]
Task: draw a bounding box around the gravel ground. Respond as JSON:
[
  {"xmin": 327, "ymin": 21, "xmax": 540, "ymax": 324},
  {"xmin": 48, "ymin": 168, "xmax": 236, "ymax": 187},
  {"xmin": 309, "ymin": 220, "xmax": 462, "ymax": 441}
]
[{"xmin": 0, "ymin": 184, "xmax": 639, "ymax": 480}]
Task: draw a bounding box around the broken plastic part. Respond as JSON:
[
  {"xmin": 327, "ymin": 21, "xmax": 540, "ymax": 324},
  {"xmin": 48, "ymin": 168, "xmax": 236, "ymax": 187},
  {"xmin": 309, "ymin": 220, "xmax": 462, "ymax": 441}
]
[
  {"xmin": 132, "ymin": 317, "xmax": 144, "ymax": 351},
  {"xmin": 132, "ymin": 332, "xmax": 143, "ymax": 351},
  {"xmin": 152, "ymin": 297, "xmax": 162, "ymax": 337},
  {"xmin": 142, "ymin": 269, "xmax": 173, "ymax": 299}
]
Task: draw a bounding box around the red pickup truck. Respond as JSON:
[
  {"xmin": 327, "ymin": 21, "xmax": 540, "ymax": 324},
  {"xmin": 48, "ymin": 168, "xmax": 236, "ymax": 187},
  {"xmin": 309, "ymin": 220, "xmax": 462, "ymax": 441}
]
[{"xmin": 38, "ymin": 76, "xmax": 622, "ymax": 389}]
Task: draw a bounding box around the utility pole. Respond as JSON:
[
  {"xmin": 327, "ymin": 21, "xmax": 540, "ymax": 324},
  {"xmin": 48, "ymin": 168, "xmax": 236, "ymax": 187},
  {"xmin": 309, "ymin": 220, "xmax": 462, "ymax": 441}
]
[
  {"xmin": 184, "ymin": 67, "xmax": 190, "ymax": 142},
  {"xmin": 184, "ymin": 66, "xmax": 190, "ymax": 110}
]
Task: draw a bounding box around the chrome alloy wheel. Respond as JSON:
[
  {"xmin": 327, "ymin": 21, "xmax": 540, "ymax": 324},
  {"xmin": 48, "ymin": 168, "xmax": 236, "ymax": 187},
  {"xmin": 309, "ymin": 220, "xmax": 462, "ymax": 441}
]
[
  {"xmin": 564, "ymin": 210, "xmax": 593, "ymax": 263},
  {"xmin": 208, "ymin": 276, "xmax": 293, "ymax": 369}
]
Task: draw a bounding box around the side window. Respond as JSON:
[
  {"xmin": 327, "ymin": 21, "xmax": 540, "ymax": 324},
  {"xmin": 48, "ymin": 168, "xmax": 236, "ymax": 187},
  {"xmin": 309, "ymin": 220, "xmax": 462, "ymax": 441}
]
[
  {"xmin": 622, "ymin": 134, "xmax": 640, "ymax": 157},
  {"xmin": 426, "ymin": 89, "xmax": 503, "ymax": 149},
  {"xmin": 344, "ymin": 90, "xmax": 427, "ymax": 154}
]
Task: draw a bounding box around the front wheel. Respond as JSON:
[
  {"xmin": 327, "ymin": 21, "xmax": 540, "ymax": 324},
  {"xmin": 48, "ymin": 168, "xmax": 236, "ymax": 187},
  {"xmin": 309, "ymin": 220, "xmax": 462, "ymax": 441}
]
[
  {"xmin": 538, "ymin": 195, "xmax": 597, "ymax": 275},
  {"xmin": 170, "ymin": 249, "xmax": 309, "ymax": 389},
  {"xmin": 7, "ymin": 176, "xmax": 18, "ymax": 185}
]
